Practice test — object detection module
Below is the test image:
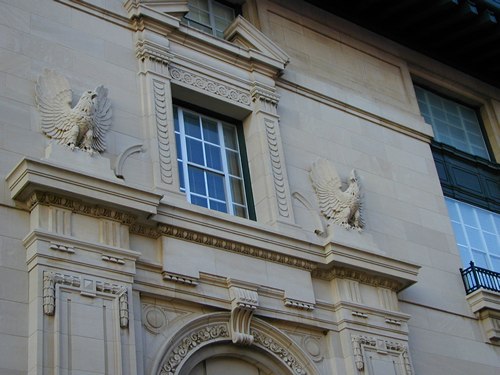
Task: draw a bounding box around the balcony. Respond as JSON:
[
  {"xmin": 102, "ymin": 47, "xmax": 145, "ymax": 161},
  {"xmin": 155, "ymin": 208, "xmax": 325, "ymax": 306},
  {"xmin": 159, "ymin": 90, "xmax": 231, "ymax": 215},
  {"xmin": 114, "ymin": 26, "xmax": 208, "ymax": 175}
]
[{"xmin": 460, "ymin": 261, "xmax": 500, "ymax": 294}]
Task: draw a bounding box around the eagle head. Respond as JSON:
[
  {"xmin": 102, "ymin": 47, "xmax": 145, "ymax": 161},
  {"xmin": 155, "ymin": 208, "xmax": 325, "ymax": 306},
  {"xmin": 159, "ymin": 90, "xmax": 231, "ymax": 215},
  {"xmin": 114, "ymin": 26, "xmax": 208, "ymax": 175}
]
[
  {"xmin": 74, "ymin": 90, "xmax": 98, "ymax": 114},
  {"xmin": 349, "ymin": 169, "xmax": 358, "ymax": 183}
]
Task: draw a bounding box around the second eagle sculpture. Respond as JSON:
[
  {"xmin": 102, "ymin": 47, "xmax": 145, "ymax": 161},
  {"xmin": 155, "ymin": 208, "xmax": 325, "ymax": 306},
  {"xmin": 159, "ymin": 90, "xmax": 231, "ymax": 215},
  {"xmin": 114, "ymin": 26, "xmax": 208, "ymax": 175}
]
[
  {"xmin": 35, "ymin": 69, "xmax": 112, "ymax": 154},
  {"xmin": 310, "ymin": 158, "xmax": 362, "ymax": 230}
]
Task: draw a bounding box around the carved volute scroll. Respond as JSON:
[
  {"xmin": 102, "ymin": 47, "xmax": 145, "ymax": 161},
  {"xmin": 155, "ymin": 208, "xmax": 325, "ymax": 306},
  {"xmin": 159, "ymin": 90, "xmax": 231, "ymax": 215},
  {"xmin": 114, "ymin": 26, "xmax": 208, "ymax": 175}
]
[{"xmin": 229, "ymin": 286, "xmax": 259, "ymax": 345}]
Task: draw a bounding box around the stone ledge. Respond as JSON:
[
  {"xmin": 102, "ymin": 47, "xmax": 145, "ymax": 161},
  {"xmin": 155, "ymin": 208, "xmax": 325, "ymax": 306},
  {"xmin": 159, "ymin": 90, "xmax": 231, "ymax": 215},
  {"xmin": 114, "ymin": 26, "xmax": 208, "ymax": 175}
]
[
  {"xmin": 466, "ymin": 289, "xmax": 500, "ymax": 344},
  {"xmin": 6, "ymin": 157, "xmax": 162, "ymax": 215}
]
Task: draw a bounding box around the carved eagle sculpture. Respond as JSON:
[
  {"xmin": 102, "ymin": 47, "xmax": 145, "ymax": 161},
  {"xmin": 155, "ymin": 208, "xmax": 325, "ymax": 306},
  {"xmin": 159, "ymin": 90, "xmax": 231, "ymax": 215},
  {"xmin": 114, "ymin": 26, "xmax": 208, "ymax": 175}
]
[
  {"xmin": 35, "ymin": 70, "xmax": 112, "ymax": 154},
  {"xmin": 310, "ymin": 158, "xmax": 363, "ymax": 230}
]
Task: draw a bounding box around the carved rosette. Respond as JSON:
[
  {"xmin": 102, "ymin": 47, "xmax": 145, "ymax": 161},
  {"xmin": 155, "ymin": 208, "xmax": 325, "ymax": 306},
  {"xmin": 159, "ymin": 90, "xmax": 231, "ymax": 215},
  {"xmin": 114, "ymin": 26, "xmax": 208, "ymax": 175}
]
[
  {"xmin": 152, "ymin": 79, "xmax": 174, "ymax": 185},
  {"xmin": 229, "ymin": 287, "xmax": 259, "ymax": 345},
  {"xmin": 159, "ymin": 324, "xmax": 230, "ymax": 375}
]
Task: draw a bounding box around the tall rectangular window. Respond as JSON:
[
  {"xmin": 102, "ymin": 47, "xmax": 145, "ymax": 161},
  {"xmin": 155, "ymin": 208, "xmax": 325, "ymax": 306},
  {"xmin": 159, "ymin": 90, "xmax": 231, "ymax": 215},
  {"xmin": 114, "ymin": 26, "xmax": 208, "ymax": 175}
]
[
  {"xmin": 446, "ymin": 197, "xmax": 500, "ymax": 272},
  {"xmin": 185, "ymin": 0, "xmax": 236, "ymax": 38},
  {"xmin": 174, "ymin": 106, "xmax": 249, "ymax": 218},
  {"xmin": 415, "ymin": 86, "xmax": 490, "ymax": 160}
]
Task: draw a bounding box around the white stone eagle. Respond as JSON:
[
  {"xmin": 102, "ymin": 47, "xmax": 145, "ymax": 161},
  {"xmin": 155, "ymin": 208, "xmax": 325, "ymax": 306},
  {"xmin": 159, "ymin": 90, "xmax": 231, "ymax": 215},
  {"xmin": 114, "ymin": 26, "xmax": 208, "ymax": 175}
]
[
  {"xmin": 35, "ymin": 69, "xmax": 112, "ymax": 154},
  {"xmin": 310, "ymin": 158, "xmax": 363, "ymax": 230}
]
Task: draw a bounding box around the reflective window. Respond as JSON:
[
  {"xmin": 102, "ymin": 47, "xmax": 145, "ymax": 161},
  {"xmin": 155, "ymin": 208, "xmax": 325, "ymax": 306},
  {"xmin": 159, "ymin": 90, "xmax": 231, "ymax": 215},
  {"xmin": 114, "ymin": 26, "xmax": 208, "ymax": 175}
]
[
  {"xmin": 415, "ymin": 86, "xmax": 490, "ymax": 160},
  {"xmin": 446, "ymin": 197, "xmax": 500, "ymax": 272},
  {"xmin": 174, "ymin": 106, "xmax": 248, "ymax": 218},
  {"xmin": 185, "ymin": 0, "xmax": 236, "ymax": 38}
]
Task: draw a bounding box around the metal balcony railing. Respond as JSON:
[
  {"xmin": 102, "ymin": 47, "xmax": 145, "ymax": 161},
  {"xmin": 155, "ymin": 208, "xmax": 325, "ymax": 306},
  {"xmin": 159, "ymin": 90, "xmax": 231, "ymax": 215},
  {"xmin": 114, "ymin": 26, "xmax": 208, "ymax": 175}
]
[{"xmin": 460, "ymin": 261, "xmax": 500, "ymax": 295}]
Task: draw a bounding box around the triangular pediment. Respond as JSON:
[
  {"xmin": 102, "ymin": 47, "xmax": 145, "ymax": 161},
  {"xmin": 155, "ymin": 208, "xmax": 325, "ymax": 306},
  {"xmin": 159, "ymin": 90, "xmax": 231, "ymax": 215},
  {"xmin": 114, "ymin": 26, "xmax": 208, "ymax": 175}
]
[{"xmin": 224, "ymin": 15, "xmax": 290, "ymax": 68}]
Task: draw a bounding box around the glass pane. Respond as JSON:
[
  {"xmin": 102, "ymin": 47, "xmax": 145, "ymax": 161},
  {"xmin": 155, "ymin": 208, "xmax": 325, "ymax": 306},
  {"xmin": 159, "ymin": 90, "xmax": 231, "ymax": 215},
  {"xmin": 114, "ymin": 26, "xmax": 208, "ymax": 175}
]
[
  {"xmin": 174, "ymin": 106, "xmax": 179, "ymax": 131},
  {"xmin": 205, "ymin": 143, "xmax": 222, "ymax": 171},
  {"xmin": 184, "ymin": 112, "xmax": 202, "ymax": 138},
  {"xmin": 230, "ymin": 177, "xmax": 245, "ymax": 205},
  {"xmin": 223, "ymin": 124, "xmax": 238, "ymax": 150},
  {"xmin": 484, "ymin": 232, "xmax": 499, "ymax": 255},
  {"xmin": 175, "ymin": 133, "xmax": 183, "ymax": 160},
  {"xmin": 178, "ymin": 161, "xmax": 185, "ymax": 191},
  {"xmin": 188, "ymin": 166, "xmax": 206, "ymax": 195},
  {"xmin": 465, "ymin": 227, "xmax": 483, "ymax": 249},
  {"xmin": 491, "ymin": 256, "xmax": 500, "ymax": 273},
  {"xmin": 226, "ymin": 150, "xmax": 241, "ymax": 176},
  {"xmin": 213, "ymin": 2, "xmax": 234, "ymax": 20},
  {"xmin": 190, "ymin": 0, "xmax": 209, "ymax": 11},
  {"xmin": 186, "ymin": 8, "xmax": 210, "ymax": 25},
  {"xmin": 445, "ymin": 198, "xmax": 459, "ymax": 219},
  {"xmin": 451, "ymin": 222, "xmax": 467, "ymax": 245},
  {"xmin": 459, "ymin": 204, "xmax": 477, "ymax": 227},
  {"xmin": 471, "ymin": 249, "xmax": 489, "ymax": 269},
  {"xmin": 191, "ymin": 195, "xmax": 208, "ymax": 208},
  {"xmin": 209, "ymin": 199, "xmax": 227, "ymax": 213},
  {"xmin": 477, "ymin": 210, "xmax": 495, "ymax": 233},
  {"xmin": 206, "ymin": 171, "xmax": 225, "ymax": 200},
  {"xmin": 186, "ymin": 138, "xmax": 204, "ymax": 165},
  {"xmin": 202, "ymin": 118, "xmax": 219, "ymax": 144},
  {"xmin": 233, "ymin": 204, "xmax": 247, "ymax": 218},
  {"xmin": 458, "ymin": 245, "xmax": 472, "ymax": 267}
]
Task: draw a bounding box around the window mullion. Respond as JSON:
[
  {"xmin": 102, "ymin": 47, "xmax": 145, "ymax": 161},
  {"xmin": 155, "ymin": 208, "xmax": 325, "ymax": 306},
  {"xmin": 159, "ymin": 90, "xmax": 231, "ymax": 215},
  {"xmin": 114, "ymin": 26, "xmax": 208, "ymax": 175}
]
[
  {"xmin": 219, "ymin": 121, "xmax": 233, "ymax": 215},
  {"xmin": 207, "ymin": 0, "xmax": 216, "ymax": 36}
]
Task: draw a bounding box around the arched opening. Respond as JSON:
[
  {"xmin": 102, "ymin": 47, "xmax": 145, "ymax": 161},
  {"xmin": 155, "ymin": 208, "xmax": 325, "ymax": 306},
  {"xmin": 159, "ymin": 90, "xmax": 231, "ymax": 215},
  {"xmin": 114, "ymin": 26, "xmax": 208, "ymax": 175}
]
[{"xmin": 179, "ymin": 343, "xmax": 289, "ymax": 375}]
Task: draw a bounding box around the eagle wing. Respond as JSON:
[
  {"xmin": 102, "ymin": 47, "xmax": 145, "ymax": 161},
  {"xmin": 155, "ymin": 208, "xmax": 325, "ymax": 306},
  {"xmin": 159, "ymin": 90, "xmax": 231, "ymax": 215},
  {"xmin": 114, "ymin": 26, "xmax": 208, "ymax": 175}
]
[
  {"xmin": 90, "ymin": 85, "xmax": 112, "ymax": 152},
  {"xmin": 310, "ymin": 158, "xmax": 349, "ymax": 219},
  {"xmin": 35, "ymin": 70, "xmax": 74, "ymax": 145}
]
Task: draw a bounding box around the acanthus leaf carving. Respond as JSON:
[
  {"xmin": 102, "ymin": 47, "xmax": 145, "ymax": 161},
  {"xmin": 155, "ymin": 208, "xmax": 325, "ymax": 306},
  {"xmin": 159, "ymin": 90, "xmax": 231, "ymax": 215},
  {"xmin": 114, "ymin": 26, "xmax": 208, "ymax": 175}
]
[{"xmin": 229, "ymin": 287, "xmax": 259, "ymax": 345}]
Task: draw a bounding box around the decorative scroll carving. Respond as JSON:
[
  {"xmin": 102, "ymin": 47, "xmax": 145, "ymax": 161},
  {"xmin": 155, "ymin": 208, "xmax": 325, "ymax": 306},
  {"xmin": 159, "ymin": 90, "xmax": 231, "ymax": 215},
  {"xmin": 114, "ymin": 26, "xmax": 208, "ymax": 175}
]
[
  {"xmin": 162, "ymin": 271, "xmax": 198, "ymax": 286},
  {"xmin": 153, "ymin": 79, "xmax": 174, "ymax": 185},
  {"xmin": 28, "ymin": 192, "xmax": 137, "ymax": 225},
  {"xmin": 152, "ymin": 224, "xmax": 316, "ymax": 271},
  {"xmin": 252, "ymin": 329, "xmax": 307, "ymax": 375},
  {"xmin": 169, "ymin": 66, "xmax": 251, "ymax": 106},
  {"xmin": 351, "ymin": 335, "xmax": 413, "ymax": 374},
  {"xmin": 312, "ymin": 266, "xmax": 402, "ymax": 291},
  {"xmin": 229, "ymin": 287, "xmax": 259, "ymax": 345},
  {"xmin": 114, "ymin": 144, "xmax": 144, "ymax": 179},
  {"xmin": 264, "ymin": 119, "xmax": 290, "ymax": 219},
  {"xmin": 310, "ymin": 159, "xmax": 362, "ymax": 230},
  {"xmin": 284, "ymin": 298, "xmax": 315, "ymax": 311},
  {"xmin": 159, "ymin": 324, "xmax": 229, "ymax": 375},
  {"xmin": 36, "ymin": 69, "xmax": 112, "ymax": 154},
  {"xmin": 42, "ymin": 271, "xmax": 130, "ymax": 330}
]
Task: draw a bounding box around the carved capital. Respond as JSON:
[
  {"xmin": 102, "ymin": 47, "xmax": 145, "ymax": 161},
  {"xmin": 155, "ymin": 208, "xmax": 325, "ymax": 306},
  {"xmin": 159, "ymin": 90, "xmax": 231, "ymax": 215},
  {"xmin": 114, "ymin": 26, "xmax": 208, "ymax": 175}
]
[
  {"xmin": 251, "ymin": 84, "xmax": 280, "ymax": 108},
  {"xmin": 136, "ymin": 40, "xmax": 174, "ymax": 76},
  {"xmin": 229, "ymin": 286, "xmax": 259, "ymax": 345}
]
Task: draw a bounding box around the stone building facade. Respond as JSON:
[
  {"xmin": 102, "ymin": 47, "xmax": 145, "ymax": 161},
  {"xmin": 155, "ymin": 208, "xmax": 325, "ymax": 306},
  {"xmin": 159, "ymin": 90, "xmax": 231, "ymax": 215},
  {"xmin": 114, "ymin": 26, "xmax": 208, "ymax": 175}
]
[{"xmin": 0, "ymin": 1, "xmax": 499, "ymax": 374}]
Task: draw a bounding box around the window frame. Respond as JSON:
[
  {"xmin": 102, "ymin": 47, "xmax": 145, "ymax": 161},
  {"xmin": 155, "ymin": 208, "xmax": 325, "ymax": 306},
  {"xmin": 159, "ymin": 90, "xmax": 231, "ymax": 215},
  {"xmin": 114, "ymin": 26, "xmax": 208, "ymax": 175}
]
[
  {"xmin": 414, "ymin": 84, "xmax": 495, "ymax": 162},
  {"xmin": 173, "ymin": 99, "xmax": 256, "ymax": 220}
]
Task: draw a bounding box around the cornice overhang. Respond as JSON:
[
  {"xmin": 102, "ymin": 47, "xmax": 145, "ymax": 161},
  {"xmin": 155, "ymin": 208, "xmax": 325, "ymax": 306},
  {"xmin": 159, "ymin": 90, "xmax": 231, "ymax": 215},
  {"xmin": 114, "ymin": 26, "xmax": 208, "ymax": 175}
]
[{"xmin": 6, "ymin": 157, "xmax": 162, "ymax": 215}]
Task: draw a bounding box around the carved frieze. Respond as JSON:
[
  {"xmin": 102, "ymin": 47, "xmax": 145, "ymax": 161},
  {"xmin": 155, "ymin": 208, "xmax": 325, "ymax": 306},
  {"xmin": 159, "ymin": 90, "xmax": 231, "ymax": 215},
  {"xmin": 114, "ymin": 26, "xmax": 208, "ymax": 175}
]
[
  {"xmin": 154, "ymin": 224, "xmax": 316, "ymax": 271},
  {"xmin": 168, "ymin": 66, "xmax": 251, "ymax": 106},
  {"xmin": 28, "ymin": 192, "xmax": 137, "ymax": 225},
  {"xmin": 252, "ymin": 329, "xmax": 307, "ymax": 375}
]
